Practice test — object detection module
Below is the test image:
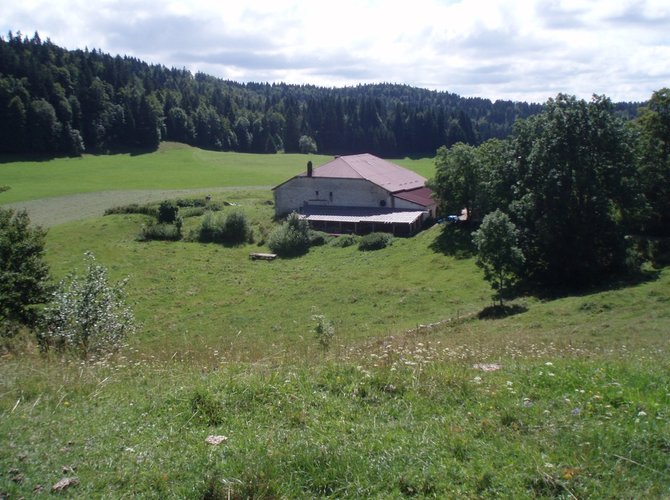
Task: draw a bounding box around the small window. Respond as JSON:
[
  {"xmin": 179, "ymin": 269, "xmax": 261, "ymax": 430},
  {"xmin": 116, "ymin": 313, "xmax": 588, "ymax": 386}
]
[{"xmin": 380, "ymin": 200, "xmax": 386, "ymax": 207}]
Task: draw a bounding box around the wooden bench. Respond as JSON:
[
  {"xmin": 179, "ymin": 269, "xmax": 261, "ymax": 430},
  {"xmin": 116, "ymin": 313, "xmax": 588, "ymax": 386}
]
[{"xmin": 249, "ymin": 252, "xmax": 277, "ymax": 261}]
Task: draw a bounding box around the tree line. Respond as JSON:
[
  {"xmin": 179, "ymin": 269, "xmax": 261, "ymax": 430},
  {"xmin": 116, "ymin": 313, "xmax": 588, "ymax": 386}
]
[
  {"xmin": 0, "ymin": 31, "xmax": 640, "ymax": 157},
  {"xmin": 431, "ymin": 90, "xmax": 670, "ymax": 297}
]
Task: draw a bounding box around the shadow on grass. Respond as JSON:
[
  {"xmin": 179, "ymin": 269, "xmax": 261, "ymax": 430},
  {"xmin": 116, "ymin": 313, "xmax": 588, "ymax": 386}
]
[
  {"xmin": 429, "ymin": 222, "xmax": 475, "ymax": 258},
  {"xmin": 529, "ymin": 266, "xmax": 662, "ymax": 302},
  {"xmin": 478, "ymin": 304, "xmax": 528, "ymax": 320},
  {"xmin": 0, "ymin": 145, "xmax": 158, "ymax": 164},
  {"xmin": 0, "ymin": 152, "xmax": 65, "ymax": 164}
]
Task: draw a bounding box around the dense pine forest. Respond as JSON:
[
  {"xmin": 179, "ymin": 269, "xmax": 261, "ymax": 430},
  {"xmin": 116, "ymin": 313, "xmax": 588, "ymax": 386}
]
[{"xmin": 0, "ymin": 30, "xmax": 638, "ymax": 158}]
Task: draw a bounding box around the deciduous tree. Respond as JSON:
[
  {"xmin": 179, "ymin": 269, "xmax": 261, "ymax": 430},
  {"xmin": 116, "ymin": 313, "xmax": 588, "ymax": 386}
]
[
  {"xmin": 509, "ymin": 94, "xmax": 637, "ymax": 287},
  {"xmin": 472, "ymin": 209, "xmax": 524, "ymax": 306}
]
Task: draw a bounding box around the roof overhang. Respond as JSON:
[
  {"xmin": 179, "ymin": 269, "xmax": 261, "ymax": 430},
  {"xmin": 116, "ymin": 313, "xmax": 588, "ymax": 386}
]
[{"xmin": 299, "ymin": 206, "xmax": 427, "ymax": 225}]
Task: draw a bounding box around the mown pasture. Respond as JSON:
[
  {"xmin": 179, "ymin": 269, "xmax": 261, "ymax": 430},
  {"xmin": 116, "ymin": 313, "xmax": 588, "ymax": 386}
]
[
  {"xmin": 0, "ymin": 142, "xmax": 436, "ymax": 204},
  {"xmin": 1, "ymin": 146, "xmax": 668, "ymax": 498}
]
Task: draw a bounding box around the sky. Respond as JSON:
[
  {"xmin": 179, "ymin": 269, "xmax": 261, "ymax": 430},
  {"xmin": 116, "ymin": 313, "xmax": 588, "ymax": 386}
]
[{"xmin": 2, "ymin": 0, "xmax": 669, "ymax": 103}]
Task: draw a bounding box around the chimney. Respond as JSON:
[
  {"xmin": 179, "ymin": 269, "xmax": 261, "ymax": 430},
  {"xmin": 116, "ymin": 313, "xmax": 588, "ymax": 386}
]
[{"xmin": 307, "ymin": 160, "xmax": 313, "ymax": 177}]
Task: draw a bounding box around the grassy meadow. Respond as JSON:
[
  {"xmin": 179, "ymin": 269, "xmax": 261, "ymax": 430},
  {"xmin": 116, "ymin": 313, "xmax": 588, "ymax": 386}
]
[
  {"xmin": 0, "ymin": 142, "xmax": 436, "ymax": 204},
  {"xmin": 1, "ymin": 146, "xmax": 669, "ymax": 498}
]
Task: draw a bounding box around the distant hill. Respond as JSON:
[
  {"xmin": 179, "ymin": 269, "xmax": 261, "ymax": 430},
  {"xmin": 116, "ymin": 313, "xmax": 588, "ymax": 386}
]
[{"xmin": 0, "ymin": 31, "xmax": 642, "ymax": 157}]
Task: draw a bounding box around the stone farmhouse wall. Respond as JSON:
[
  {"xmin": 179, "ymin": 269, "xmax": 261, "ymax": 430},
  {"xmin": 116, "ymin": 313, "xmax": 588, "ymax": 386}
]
[{"xmin": 274, "ymin": 177, "xmax": 392, "ymax": 216}]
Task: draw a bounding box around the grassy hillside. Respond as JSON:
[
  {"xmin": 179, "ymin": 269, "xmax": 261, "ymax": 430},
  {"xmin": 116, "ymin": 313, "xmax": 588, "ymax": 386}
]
[
  {"xmin": 42, "ymin": 189, "xmax": 488, "ymax": 361},
  {"xmin": 2, "ymin": 262, "xmax": 668, "ymax": 497},
  {"xmin": 1, "ymin": 151, "xmax": 668, "ymax": 497}
]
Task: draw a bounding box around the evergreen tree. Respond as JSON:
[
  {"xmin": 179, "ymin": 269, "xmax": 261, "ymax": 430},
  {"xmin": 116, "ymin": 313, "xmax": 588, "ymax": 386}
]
[{"xmin": 0, "ymin": 208, "xmax": 50, "ymax": 337}]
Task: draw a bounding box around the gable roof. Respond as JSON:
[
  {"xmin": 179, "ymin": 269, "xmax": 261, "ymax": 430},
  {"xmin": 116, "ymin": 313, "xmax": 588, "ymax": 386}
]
[{"xmin": 295, "ymin": 153, "xmax": 427, "ymax": 193}]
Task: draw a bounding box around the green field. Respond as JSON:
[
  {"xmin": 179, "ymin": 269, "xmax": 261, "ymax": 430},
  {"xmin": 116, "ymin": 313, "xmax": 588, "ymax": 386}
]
[
  {"xmin": 0, "ymin": 142, "xmax": 436, "ymax": 205},
  {"xmin": 1, "ymin": 146, "xmax": 668, "ymax": 498}
]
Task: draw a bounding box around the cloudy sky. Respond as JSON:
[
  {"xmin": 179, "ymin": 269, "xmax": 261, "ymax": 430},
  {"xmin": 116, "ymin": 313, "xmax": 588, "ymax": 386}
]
[{"xmin": 3, "ymin": 0, "xmax": 669, "ymax": 103}]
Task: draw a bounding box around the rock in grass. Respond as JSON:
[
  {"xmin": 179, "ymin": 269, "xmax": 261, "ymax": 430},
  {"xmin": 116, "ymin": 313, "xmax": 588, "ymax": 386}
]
[
  {"xmin": 205, "ymin": 435, "xmax": 228, "ymax": 445},
  {"xmin": 52, "ymin": 476, "xmax": 79, "ymax": 492}
]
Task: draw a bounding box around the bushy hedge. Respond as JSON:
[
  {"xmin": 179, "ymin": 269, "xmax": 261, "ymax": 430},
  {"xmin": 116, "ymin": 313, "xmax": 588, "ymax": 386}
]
[
  {"xmin": 196, "ymin": 211, "xmax": 251, "ymax": 246},
  {"xmin": 329, "ymin": 234, "xmax": 358, "ymax": 248},
  {"xmin": 139, "ymin": 222, "xmax": 183, "ymax": 241},
  {"xmin": 268, "ymin": 212, "xmax": 311, "ymax": 257},
  {"xmin": 358, "ymin": 232, "xmax": 393, "ymax": 251},
  {"xmin": 104, "ymin": 203, "xmax": 158, "ymax": 217},
  {"xmin": 175, "ymin": 197, "xmax": 222, "ymax": 211},
  {"xmin": 308, "ymin": 230, "xmax": 332, "ymax": 247}
]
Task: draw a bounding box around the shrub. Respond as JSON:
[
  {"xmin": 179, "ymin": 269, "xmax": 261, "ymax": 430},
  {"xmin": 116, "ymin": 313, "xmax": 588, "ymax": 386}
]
[
  {"xmin": 139, "ymin": 222, "xmax": 183, "ymax": 241},
  {"xmin": 358, "ymin": 232, "xmax": 393, "ymax": 251},
  {"xmin": 157, "ymin": 200, "xmax": 179, "ymax": 224},
  {"xmin": 268, "ymin": 212, "xmax": 310, "ymax": 257},
  {"xmin": 175, "ymin": 197, "xmax": 207, "ymax": 208},
  {"xmin": 221, "ymin": 211, "xmax": 252, "ymax": 245},
  {"xmin": 180, "ymin": 207, "xmax": 206, "ymax": 218},
  {"xmin": 197, "ymin": 211, "xmax": 251, "ymax": 246},
  {"xmin": 308, "ymin": 230, "xmax": 331, "ymax": 246},
  {"xmin": 38, "ymin": 252, "xmax": 136, "ymax": 357},
  {"xmin": 329, "ymin": 234, "xmax": 358, "ymax": 248},
  {"xmin": 197, "ymin": 211, "xmax": 223, "ymax": 243},
  {"xmin": 104, "ymin": 203, "xmax": 158, "ymax": 217},
  {"xmin": 312, "ymin": 312, "xmax": 335, "ymax": 351},
  {"xmin": 174, "ymin": 197, "xmax": 223, "ymax": 211}
]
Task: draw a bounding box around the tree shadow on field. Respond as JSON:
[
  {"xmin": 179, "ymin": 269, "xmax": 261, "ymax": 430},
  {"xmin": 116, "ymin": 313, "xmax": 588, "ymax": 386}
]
[
  {"xmin": 430, "ymin": 222, "xmax": 476, "ymax": 259},
  {"xmin": 87, "ymin": 145, "xmax": 158, "ymax": 156},
  {"xmin": 0, "ymin": 152, "xmax": 63, "ymax": 164},
  {"xmin": 528, "ymin": 266, "xmax": 662, "ymax": 302},
  {"xmin": 478, "ymin": 304, "xmax": 528, "ymax": 320}
]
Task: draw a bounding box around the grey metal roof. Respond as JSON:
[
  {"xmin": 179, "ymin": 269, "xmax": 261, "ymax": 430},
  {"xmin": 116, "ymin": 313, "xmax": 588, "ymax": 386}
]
[{"xmin": 299, "ymin": 206, "xmax": 426, "ymax": 224}]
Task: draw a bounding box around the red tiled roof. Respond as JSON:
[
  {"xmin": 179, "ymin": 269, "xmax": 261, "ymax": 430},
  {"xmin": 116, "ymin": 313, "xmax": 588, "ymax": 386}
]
[
  {"xmin": 393, "ymin": 186, "xmax": 435, "ymax": 208},
  {"xmin": 307, "ymin": 153, "xmax": 426, "ymax": 193}
]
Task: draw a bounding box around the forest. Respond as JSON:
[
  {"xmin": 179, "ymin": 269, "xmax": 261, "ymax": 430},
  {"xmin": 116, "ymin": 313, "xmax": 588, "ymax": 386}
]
[{"xmin": 0, "ymin": 31, "xmax": 640, "ymax": 158}]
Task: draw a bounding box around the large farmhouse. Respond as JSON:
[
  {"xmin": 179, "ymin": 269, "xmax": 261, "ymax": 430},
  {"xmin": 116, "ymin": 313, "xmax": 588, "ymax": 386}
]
[{"xmin": 273, "ymin": 153, "xmax": 436, "ymax": 236}]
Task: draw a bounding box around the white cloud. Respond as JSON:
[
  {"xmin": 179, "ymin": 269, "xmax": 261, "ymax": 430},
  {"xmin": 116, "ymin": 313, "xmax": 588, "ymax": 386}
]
[{"xmin": 2, "ymin": 0, "xmax": 668, "ymax": 102}]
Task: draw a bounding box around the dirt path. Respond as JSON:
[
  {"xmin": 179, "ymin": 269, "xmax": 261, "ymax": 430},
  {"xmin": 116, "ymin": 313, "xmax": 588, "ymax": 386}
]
[{"xmin": 2, "ymin": 186, "xmax": 271, "ymax": 227}]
